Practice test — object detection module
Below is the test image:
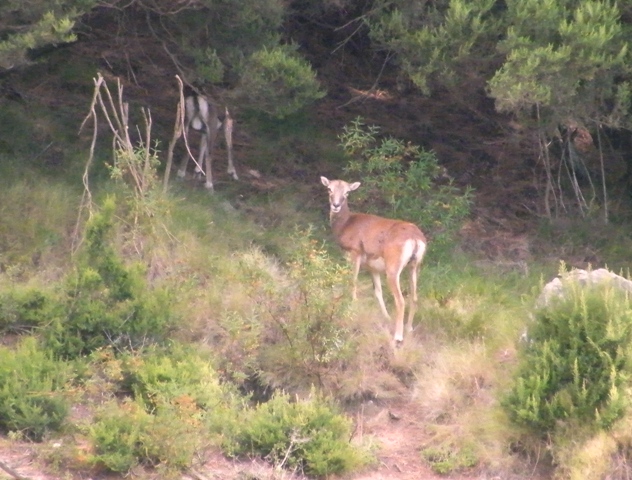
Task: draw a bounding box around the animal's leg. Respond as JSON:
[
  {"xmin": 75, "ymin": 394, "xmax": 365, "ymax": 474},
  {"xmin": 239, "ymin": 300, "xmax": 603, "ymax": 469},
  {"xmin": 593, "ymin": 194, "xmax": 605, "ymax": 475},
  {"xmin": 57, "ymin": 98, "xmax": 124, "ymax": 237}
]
[
  {"xmin": 406, "ymin": 242, "xmax": 426, "ymax": 333},
  {"xmin": 202, "ymin": 114, "xmax": 223, "ymax": 191},
  {"xmin": 406, "ymin": 262, "xmax": 420, "ymax": 333},
  {"xmin": 177, "ymin": 125, "xmax": 191, "ymax": 178},
  {"xmin": 371, "ymin": 271, "xmax": 390, "ymax": 319},
  {"xmin": 386, "ymin": 269, "xmax": 406, "ymax": 343},
  {"xmin": 194, "ymin": 131, "xmax": 206, "ymax": 175},
  {"xmin": 350, "ymin": 253, "xmax": 362, "ymax": 301},
  {"xmin": 224, "ymin": 108, "xmax": 238, "ymax": 180},
  {"xmin": 199, "ymin": 131, "xmax": 214, "ymax": 190}
]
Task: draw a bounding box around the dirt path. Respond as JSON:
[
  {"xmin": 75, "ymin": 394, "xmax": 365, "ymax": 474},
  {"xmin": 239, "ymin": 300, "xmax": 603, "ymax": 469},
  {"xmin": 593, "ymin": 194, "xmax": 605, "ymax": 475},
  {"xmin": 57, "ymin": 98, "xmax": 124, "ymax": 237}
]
[{"xmin": 345, "ymin": 396, "xmax": 477, "ymax": 480}]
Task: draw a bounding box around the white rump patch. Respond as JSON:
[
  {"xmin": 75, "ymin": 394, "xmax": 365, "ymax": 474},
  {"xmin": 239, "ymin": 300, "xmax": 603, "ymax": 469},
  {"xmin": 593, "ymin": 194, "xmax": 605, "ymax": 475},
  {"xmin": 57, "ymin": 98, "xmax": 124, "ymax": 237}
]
[
  {"xmin": 186, "ymin": 95, "xmax": 209, "ymax": 131},
  {"xmin": 417, "ymin": 241, "xmax": 427, "ymax": 260},
  {"xmin": 400, "ymin": 239, "xmax": 416, "ymax": 266},
  {"xmin": 198, "ymin": 96, "xmax": 209, "ymax": 120}
]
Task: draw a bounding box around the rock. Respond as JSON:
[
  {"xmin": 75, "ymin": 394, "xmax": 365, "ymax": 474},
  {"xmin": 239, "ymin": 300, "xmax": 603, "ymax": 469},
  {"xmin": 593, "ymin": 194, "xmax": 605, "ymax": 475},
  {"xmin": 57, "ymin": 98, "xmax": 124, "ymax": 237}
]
[{"xmin": 537, "ymin": 268, "xmax": 632, "ymax": 308}]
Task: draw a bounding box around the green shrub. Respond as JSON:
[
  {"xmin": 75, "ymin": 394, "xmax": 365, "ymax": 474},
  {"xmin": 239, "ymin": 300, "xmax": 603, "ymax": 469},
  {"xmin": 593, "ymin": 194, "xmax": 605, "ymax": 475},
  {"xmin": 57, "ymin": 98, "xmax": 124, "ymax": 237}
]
[
  {"xmin": 89, "ymin": 400, "xmax": 149, "ymax": 473},
  {"xmin": 89, "ymin": 396, "xmax": 210, "ymax": 474},
  {"xmin": 238, "ymin": 45, "xmax": 326, "ymax": 118},
  {"xmin": 421, "ymin": 442, "xmax": 478, "ymax": 474},
  {"xmin": 89, "ymin": 346, "xmax": 240, "ymax": 474},
  {"xmin": 504, "ymin": 279, "xmax": 632, "ymax": 433},
  {"xmin": 339, "ymin": 118, "xmax": 472, "ymax": 259},
  {"xmin": 119, "ymin": 343, "xmax": 238, "ymax": 415},
  {"xmin": 0, "ymin": 337, "xmax": 70, "ymax": 440},
  {"xmin": 138, "ymin": 403, "xmax": 205, "ymax": 471},
  {"xmin": 242, "ymin": 229, "xmax": 355, "ymax": 392},
  {"xmin": 226, "ymin": 391, "xmax": 364, "ymax": 477},
  {"xmin": 43, "ymin": 198, "xmax": 174, "ymax": 358},
  {"xmin": 0, "ymin": 287, "xmax": 59, "ymax": 333}
]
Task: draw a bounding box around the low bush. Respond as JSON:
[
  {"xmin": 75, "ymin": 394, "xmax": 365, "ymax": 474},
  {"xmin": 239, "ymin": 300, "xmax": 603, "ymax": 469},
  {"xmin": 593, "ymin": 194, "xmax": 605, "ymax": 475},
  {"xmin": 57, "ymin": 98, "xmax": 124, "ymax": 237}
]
[
  {"xmin": 225, "ymin": 391, "xmax": 366, "ymax": 477},
  {"xmin": 504, "ymin": 277, "xmax": 632, "ymax": 433},
  {"xmin": 89, "ymin": 397, "xmax": 208, "ymax": 475},
  {"xmin": 43, "ymin": 198, "xmax": 174, "ymax": 359},
  {"xmin": 0, "ymin": 286, "xmax": 58, "ymax": 333},
  {"xmin": 89, "ymin": 400, "xmax": 149, "ymax": 473},
  {"xmin": 0, "ymin": 337, "xmax": 70, "ymax": 440},
  {"xmin": 88, "ymin": 344, "xmax": 240, "ymax": 474},
  {"xmin": 119, "ymin": 343, "xmax": 239, "ymax": 416},
  {"xmin": 238, "ymin": 45, "xmax": 326, "ymax": 118},
  {"xmin": 421, "ymin": 441, "xmax": 478, "ymax": 474},
  {"xmin": 240, "ymin": 229, "xmax": 355, "ymax": 393}
]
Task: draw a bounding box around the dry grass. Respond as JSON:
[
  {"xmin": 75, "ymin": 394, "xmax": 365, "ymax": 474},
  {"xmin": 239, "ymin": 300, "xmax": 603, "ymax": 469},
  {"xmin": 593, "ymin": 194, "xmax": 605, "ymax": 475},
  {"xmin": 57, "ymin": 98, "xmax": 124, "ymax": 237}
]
[{"xmin": 0, "ymin": 178, "xmax": 80, "ymax": 278}]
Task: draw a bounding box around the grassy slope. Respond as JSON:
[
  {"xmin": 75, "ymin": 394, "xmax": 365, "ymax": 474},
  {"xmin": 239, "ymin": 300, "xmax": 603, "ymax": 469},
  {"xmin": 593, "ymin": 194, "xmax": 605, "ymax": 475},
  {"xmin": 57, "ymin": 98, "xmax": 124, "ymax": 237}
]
[
  {"xmin": 0, "ymin": 91, "xmax": 550, "ymax": 479},
  {"xmin": 2, "ymin": 53, "xmax": 632, "ymax": 480}
]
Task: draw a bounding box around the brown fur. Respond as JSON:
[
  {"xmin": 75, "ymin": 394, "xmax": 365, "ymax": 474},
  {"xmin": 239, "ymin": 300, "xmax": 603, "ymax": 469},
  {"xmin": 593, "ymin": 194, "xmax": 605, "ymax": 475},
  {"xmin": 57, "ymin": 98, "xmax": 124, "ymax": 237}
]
[{"xmin": 321, "ymin": 177, "xmax": 427, "ymax": 344}]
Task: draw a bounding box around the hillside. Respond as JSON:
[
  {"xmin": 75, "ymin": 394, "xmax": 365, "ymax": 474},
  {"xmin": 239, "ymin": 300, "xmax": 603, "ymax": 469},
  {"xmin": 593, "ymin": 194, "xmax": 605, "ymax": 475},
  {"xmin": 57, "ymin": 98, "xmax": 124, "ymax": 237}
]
[
  {"xmin": 2, "ymin": 7, "xmax": 632, "ymax": 480},
  {"xmin": 6, "ymin": 6, "xmax": 631, "ymax": 267}
]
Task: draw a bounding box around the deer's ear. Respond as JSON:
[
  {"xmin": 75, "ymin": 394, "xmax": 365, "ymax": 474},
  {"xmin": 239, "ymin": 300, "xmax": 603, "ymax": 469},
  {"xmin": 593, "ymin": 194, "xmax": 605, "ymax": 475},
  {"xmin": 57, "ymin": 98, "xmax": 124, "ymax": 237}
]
[
  {"xmin": 320, "ymin": 176, "xmax": 330, "ymax": 187},
  {"xmin": 349, "ymin": 182, "xmax": 361, "ymax": 191}
]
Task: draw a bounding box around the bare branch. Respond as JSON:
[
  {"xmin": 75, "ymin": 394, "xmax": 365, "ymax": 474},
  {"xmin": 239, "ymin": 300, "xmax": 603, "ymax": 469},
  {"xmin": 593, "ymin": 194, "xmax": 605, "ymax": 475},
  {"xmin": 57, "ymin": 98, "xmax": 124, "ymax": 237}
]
[
  {"xmin": 163, "ymin": 75, "xmax": 186, "ymax": 192},
  {"xmin": 0, "ymin": 460, "xmax": 30, "ymax": 480}
]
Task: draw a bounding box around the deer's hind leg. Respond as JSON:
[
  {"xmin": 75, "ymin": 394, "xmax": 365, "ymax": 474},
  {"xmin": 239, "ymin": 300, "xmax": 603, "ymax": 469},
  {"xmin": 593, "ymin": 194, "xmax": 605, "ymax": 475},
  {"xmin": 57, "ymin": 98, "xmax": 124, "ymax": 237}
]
[
  {"xmin": 199, "ymin": 131, "xmax": 213, "ymax": 190},
  {"xmin": 371, "ymin": 270, "xmax": 390, "ymax": 319},
  {"xmin": 405, "ymin": 241, "xmax": 426, "ymax": 334},
  {"xmin": 223, "ymin": 108, "xmax": 238, "ymax": 180},
  {"xmin": 405, "ymin": 261, "xmax": 420, "ymax": 333},
  {"xmin": 386, "ymin": 269, "xmax": 406, "ymax": 343},
  {"xmin": 202, "ymin": 114, "xmax": 223, "ymax": 191}
]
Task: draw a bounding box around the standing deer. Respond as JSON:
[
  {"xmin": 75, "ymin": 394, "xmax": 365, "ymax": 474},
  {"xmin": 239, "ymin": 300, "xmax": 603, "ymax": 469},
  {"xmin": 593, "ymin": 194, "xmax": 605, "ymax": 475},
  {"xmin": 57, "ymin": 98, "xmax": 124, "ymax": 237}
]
[
  {"xmin": 177, "ymin": 86, "xmax": 238, "ymax": 191},
  {"xmin": 320, "ymin": 177, "xmax": 427, "ymax": 344}
]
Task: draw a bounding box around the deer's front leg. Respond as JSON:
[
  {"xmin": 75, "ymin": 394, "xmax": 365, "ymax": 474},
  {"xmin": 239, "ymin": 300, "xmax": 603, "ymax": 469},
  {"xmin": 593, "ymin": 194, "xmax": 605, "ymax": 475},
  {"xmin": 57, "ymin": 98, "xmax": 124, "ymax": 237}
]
[
  {"xmin": 198, "ymin": 133, "xmax": 214, "ymax": 191},
  {"xmin": 224, "ymin": 109, "xmax": 238, "ymax": 181}
]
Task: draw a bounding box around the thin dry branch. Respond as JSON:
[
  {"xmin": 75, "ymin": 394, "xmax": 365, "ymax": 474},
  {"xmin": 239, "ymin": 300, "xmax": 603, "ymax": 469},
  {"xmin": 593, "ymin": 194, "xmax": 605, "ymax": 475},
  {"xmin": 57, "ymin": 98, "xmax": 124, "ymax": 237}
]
[
  {"xmin": 141, "ymin": 107, "xmax": 153, "ymax": 192},
  {"xmin": 79, "ymin": 72, "xmax": 160, "ymax": 212},
  {"xmin": 337, "ymin": 51, "xmax": 394, "ymax": 109},
  {"xmin": 0, "ymin": 460, "xmax": 30, "ymax": 480},
  {"xmin": 163, "ymin": 74, "xmax": 186, "ymax": 192},
  {"xmin": 98, "ymin": 0, "xmax": 204, "ymax": 16},
  {"xmin": 73, "ymin": 74, "xmax": 105, "ymax": 253},
  {"xmin": 596, "ymin": 125, "xmax": 609, "ymax": 224}
]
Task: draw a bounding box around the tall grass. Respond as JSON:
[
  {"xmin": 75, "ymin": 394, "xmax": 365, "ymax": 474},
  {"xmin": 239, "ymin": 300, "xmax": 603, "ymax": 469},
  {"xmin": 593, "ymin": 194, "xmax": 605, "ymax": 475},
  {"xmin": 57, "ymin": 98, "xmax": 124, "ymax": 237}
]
[{"xmin": 0, "ymin": 175, "xmax": 80, "ymax": 276}]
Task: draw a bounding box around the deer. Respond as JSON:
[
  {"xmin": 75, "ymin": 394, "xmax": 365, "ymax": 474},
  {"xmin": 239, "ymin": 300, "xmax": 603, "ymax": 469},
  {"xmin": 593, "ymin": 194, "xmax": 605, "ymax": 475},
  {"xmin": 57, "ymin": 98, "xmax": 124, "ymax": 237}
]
[
  {"xmin": 177, "ymin": 86, "xmax": 238, "ymax": 191},
  {"xmin": 320, "ymin": 177, "xmax": 427, "ymax": 345}
]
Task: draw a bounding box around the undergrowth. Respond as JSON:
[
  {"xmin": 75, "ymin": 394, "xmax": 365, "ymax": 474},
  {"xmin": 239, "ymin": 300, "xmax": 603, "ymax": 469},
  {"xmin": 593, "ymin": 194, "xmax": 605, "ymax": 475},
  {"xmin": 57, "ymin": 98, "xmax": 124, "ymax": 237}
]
[
  {"xmin": 502, "ymin": 269, "xmax": 632, "ymax": 478},
  {"xmin": 4, "ymin": 96, "xmax": 632, "ymax": 480},
  {"xmin": 44, "ymin": 198, "xmax": 175, "ymax": 359},
  {"xmin": 0, "ymin": 337, "xmax": 70, "ymax": 441},
  {"xmin": 224, "ymin": 390, "xmax": 366, "ymax": 477}
]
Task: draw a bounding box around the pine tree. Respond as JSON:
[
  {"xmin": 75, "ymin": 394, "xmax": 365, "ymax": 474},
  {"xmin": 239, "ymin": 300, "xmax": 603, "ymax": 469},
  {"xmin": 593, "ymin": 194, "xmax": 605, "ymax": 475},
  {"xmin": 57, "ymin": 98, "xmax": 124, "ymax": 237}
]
[{"xmin": 0, "ymin": 1, "xmax": 97, "ymax": 70}]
